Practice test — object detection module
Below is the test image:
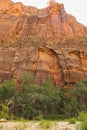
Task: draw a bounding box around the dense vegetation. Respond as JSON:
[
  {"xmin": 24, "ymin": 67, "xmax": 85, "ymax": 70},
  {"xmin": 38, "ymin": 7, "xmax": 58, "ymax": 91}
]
[{"xmin": 0, "ymin": 74, "xmax": 87, "ymax": 121}]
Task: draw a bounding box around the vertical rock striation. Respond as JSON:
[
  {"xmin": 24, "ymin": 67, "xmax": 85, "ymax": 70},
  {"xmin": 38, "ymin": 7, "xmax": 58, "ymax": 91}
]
[{"xmin": 0, "ymin": 0, "xmax": 87, "ymax": 87}]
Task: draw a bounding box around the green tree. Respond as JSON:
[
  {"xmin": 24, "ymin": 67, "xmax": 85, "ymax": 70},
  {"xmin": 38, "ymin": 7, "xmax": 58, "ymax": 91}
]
[
  {"xmin": 73, "ymin": 80, "xmax": 87, "ymax": 111},
  {"xmin": 0, "ymin": 79, "xmax": 16, "ymax": 104}
]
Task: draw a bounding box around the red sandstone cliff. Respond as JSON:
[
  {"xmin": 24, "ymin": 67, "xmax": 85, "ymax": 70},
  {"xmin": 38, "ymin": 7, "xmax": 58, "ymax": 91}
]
[{"xmin": 0, "ymin": 0, "xmax": 87, "ymax": 87}]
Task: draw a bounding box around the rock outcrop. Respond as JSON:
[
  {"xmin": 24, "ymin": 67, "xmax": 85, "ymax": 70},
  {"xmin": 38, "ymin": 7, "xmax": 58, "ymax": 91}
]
[{"xmin": 0, "ymin": 0, "xmax": 87, "ymax": 87}]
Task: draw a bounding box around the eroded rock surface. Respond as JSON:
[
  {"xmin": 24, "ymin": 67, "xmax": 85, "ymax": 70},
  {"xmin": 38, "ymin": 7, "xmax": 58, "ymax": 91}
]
[
  {"xmin": 0, "ymin": 47, "xmax": 87, "ymax": 87},
  {"xmin": 0, "ymin": 0, "xmax": 87, "ymax": 87},
  {"xmin": 0, "ymin": 0, "xmax": 87, "ymax": 44}
]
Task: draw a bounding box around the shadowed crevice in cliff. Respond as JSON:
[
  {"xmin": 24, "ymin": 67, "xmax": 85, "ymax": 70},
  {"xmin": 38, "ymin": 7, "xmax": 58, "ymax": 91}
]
[{"xmin": 35, "ymin": 47, "xmax": 65, "ymax": 87}]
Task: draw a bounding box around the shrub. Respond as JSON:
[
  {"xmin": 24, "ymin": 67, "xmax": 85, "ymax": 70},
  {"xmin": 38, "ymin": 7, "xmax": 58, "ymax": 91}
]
[
  {"xmin": 76, "ymin": 121, "xmax": 87, "ymax": 130},
  {"xmin": 78, "ymin": 112, "xmax": 87, "ymax": 122},
  {"xmin": 69, "ymin": 117, "xmax": 77, "ymax": 124},
  {"xmin": 43, "ymin": 114, "xmax": 67, "ymax": 121},
  {"xmin": 0, "ymin": 104, "xmax": 9, "ymax": 119},
  {"xmin": 0, "ymin": 77, "xmax": 87, "ymax": 120},
  {"xmin": 40, "ymin": 120, "xmax": 51, "ymax": 129},
  {"xmin": 0, "ymin": 79, "xmax": 16, "ymax": 103},
  {"xmin": 22, "ymin": 106, "xmax": 39, "ymax": 120},
  {"xmin": 81, "ymin": 121, "xmax": 87, "ymax": 130},
  {"xmin": 21, "ymin": 74, "xmax": 35, "ymax": 85}
]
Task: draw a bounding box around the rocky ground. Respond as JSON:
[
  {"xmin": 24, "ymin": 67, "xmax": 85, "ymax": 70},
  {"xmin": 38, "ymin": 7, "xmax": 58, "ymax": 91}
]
[{"xmin": 0, "ymin": 121, "xmax": 78, "ymax": 130}]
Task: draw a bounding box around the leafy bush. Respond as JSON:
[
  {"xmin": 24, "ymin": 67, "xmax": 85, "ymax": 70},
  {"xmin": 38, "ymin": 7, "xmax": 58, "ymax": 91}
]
[
  {"xmin": 21, "ymin": 74, "xmax": 35, "ymax": 85},
  {"xmin": 22, "ymin": 106, "xmax": 39, "ymax": 120},
  {"xmin": 44, "ymin": 114, "xmax": 67, "ymax": 121},
  {"xmin": 78, "ymin": 112, "xmax": 87, "ymax": 122},
  {"xmin": 80, "ymin": 121, "xmax": 87, "ymax": 130},
  {"xmin": 0, "ymin": 104, "xmax": 9, "ymax": 119},
  {"xmin": 76, "ymin": 121, "xmax": 87, "ymax": 130},
  {"xmin": 69, "ymin": 117, "xmax": 77, "ymax": 124},
  {"xmin": 40, "ymin": 120, "xmax": 51, "ymax": 129},
  {"xmin": 0, "ymin": 76, "xmax": 87, "ymax": 120},
  {"xmin": 0, "ymin": 79, "xmax": 16, "ymax": 103}
]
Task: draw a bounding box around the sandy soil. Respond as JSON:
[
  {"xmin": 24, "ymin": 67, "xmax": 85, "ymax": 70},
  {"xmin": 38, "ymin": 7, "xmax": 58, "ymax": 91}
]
[{"xmin": 0, "ymin": 121, "xmax": 78, "ymax": 130}]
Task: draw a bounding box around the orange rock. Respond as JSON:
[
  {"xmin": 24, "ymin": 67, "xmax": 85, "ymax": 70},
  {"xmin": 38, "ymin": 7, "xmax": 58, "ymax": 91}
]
[{"xmin": 0, "ymin": 0, "xmax": 87, "ymax": 87}]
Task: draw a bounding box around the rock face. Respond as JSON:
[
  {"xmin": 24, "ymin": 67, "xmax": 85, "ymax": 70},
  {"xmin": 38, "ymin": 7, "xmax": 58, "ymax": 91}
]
[
  {"xmin": 0, "ymin": 0, "xmax": 87, "ymax": 87},
  {"xmin": 0, "ymin": 0, "xmax": 87, "ymax": 43}
]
